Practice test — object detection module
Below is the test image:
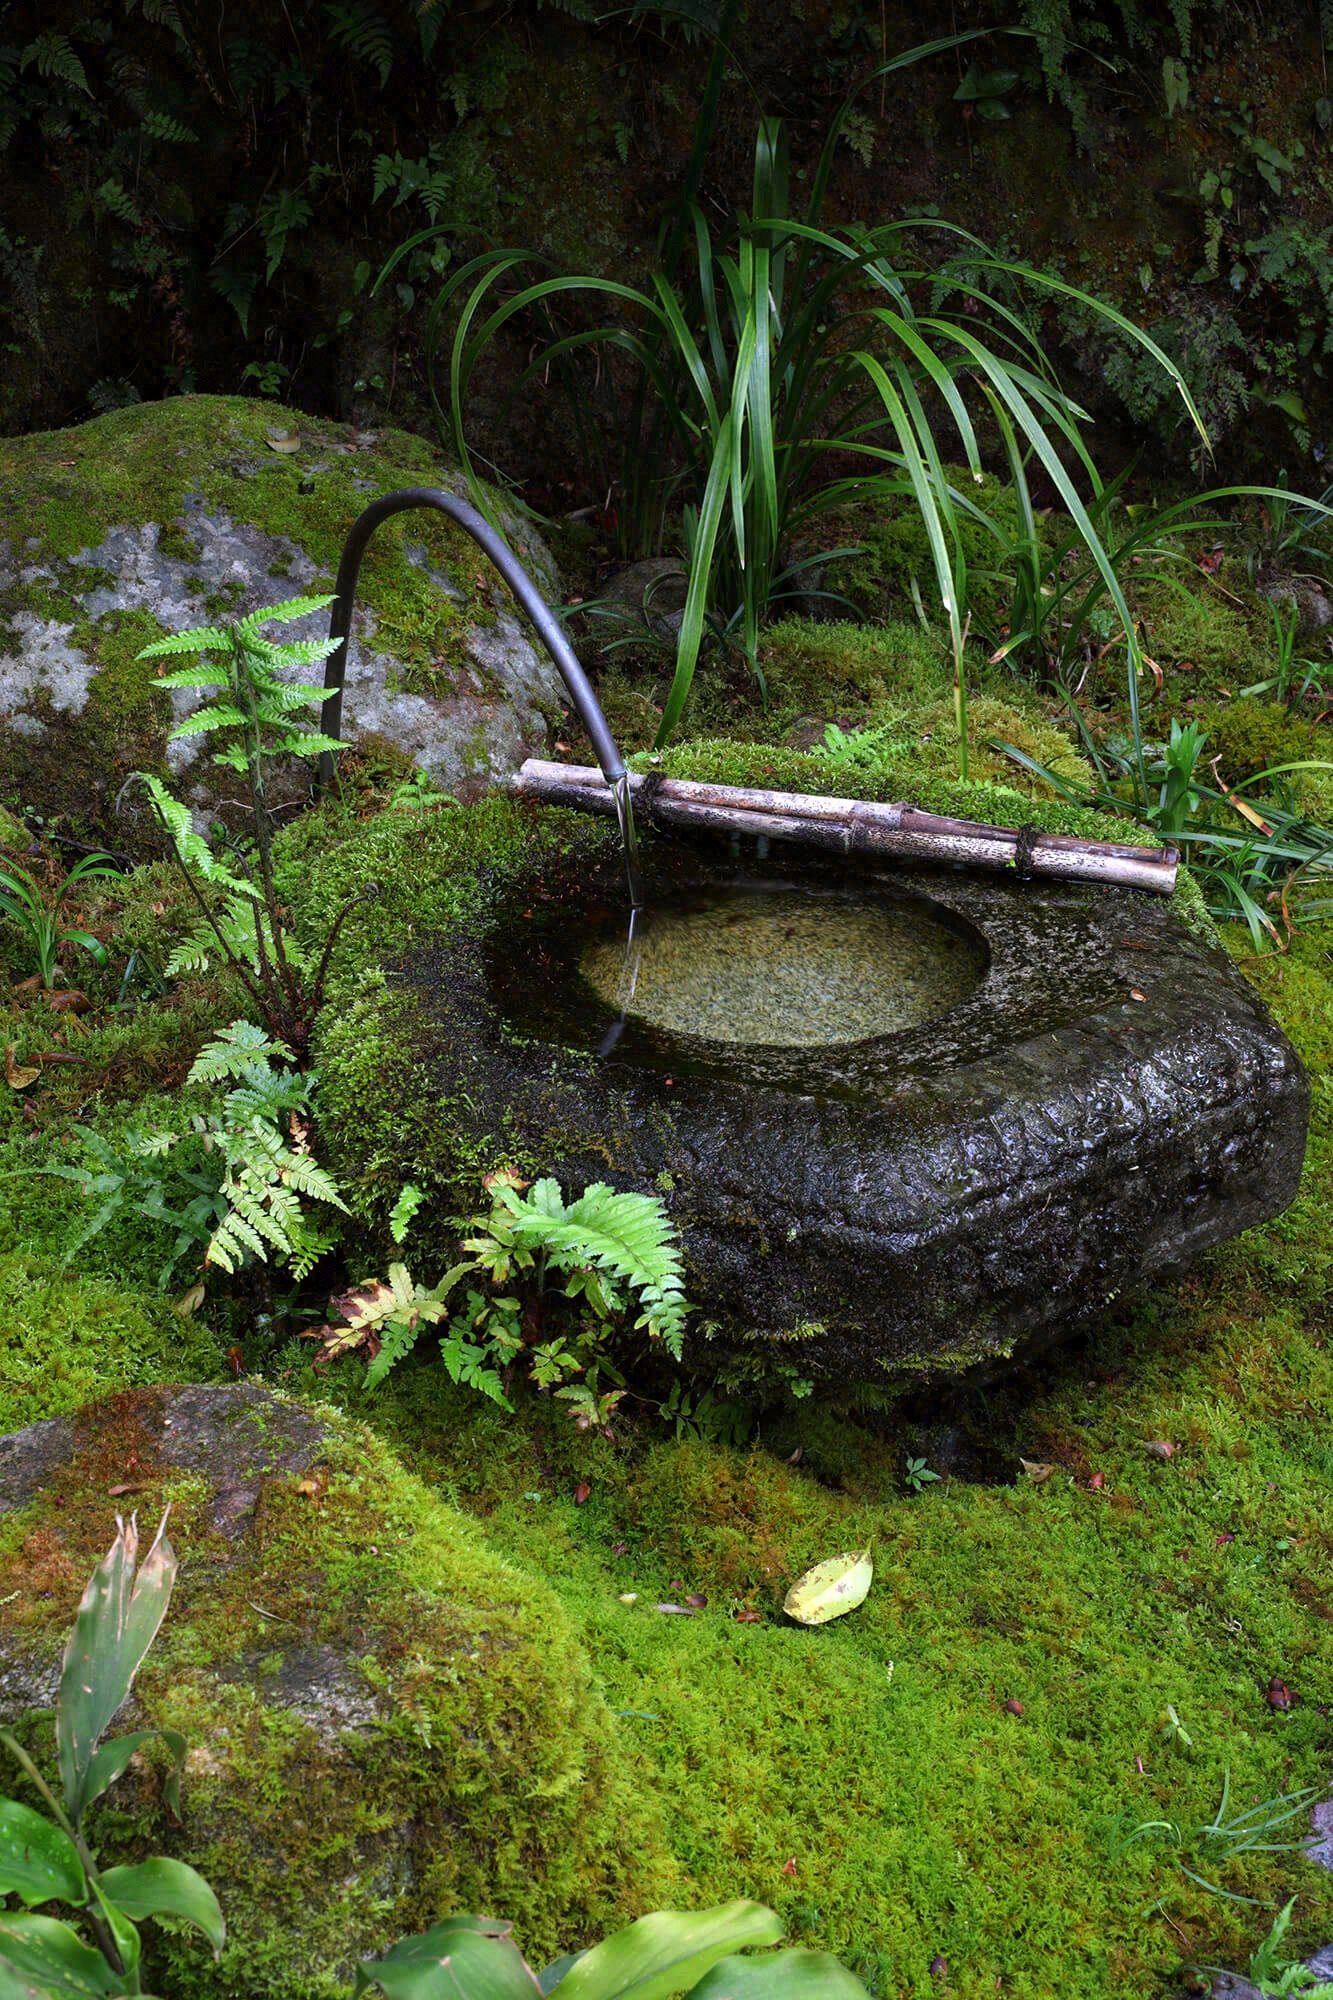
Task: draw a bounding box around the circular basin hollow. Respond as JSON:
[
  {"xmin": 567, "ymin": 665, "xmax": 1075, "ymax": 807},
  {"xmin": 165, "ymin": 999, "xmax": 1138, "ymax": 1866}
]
[{"xmin": 580, "ymin": 886, "xmax": 986, "ymax": 1046}]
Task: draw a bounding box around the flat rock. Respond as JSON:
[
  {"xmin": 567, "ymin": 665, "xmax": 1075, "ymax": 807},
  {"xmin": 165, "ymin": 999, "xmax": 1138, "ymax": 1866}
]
[
  {"xmin": 0, "ymin": 1383, "xmax": 670, "ymax": 1999},
  {"xmin": 0, "ymin": 397, "xmax": 567, "ymax": 844}
]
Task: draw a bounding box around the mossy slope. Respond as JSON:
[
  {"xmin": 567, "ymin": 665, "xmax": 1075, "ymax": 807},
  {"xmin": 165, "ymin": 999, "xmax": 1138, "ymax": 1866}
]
[{"xmin": 0, "ymin": 1387, "xmax": 676, "ymax": 1999}]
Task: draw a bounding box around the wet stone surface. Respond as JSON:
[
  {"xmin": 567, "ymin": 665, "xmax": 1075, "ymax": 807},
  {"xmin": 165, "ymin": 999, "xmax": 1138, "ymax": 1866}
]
[{"xmin": 401, "ymin": 830, "xmax": 1311, "ymax": 1380}]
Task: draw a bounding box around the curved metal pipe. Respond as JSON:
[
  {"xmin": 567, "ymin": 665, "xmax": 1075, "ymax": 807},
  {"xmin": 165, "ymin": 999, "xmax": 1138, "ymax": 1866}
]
[{"xmin": 318, "ymin": 486, "xmax": 642, "ymax": 906}]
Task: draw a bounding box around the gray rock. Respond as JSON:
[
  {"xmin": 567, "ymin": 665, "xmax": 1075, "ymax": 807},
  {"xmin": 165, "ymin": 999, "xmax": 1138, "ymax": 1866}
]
[
  {"xmin": 590, "ymin": 558, "xmax": 687, "ymax": 647},
  {"xmin": 0, "ymin": 398, "xmax": 569, "ymax": 840},
  {"xmin": 350, "ymin": 827, "xmax": 1309, "ymax": 1379}
]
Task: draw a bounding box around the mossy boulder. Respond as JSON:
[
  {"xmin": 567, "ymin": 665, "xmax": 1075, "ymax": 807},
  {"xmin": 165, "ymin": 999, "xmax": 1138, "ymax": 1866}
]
[
  {"xmin": 0, "ymin": 1383, "xmax": 675, "ymax": 1999},
  {"xmin": 0, "ymin": 397, "xmax": 565, "ymax": 846},
  {"xmin": 280, "ymin": 751, "xmax": 1304, "ymax": 1383}
]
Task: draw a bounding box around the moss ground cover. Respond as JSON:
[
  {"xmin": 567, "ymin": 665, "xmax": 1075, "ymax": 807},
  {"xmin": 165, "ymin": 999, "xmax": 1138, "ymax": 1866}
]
[
  {"xmin": 0, "ymin": 1390, "xmax": 677, "ymax": 1996},
  {"xmin": 3, "ymin": 409, "xmax": 1333, "ymax": 1994}
]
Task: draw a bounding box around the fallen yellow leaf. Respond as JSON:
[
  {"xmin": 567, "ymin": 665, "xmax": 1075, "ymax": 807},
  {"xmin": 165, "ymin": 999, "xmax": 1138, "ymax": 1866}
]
[{"xmin": 784, "ymin": 1549, "xmax": 873, "ymax": 1626}]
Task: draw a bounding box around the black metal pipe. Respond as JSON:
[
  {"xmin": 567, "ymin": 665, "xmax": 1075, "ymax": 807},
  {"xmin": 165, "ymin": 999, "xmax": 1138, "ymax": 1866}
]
[{"xmin": 317, "ymin": 487, "xmax": 642, "ymax": 904}]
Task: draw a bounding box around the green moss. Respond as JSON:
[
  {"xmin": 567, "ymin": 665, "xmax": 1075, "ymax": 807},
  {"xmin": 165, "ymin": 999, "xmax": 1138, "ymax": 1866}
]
[
  {"xmin": 305, "ymin": 1243, "xmax": 1333, "ymax": 2000},
  {"xmin": 755, "ymin": 616, "xmax": 951, "ymax": 713},
  {"xmin": 1194, "ymin": 696, "xmax": 1323, "ymax": 785},
  {"xmin": 1136, "ymin": 576, "xmax": 1270, "ymax": 688},
  {"xmin": 0, "ymin": 397, "xmax": 554, "ymax": 840},
  {"xmin": 0, "ymin": 1253, "xmax": 221, "ymax": 1432},
  {"xmin": 0, "ymin": 1392, "xmax": 677, "ymax": 1998}
]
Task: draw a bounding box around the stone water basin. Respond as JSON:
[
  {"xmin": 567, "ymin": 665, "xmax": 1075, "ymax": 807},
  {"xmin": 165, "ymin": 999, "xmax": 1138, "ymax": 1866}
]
[{"xmin": 403, "ymin": 830, "xmax": 1309, "ymax": 1382}]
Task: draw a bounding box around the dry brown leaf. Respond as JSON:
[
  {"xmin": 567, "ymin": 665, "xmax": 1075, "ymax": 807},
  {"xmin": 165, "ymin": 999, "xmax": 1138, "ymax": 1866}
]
[
  {"xmin": 1019, "ymin": 1458, "xmax": 1055, "ymax": 1483},
  {"xmin": 4, "ymin": 1044, "xmax": 40, "ymax": 1089}
]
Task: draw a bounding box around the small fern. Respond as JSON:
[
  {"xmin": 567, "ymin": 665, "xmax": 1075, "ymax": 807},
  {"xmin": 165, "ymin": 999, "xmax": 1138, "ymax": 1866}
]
[
  {"xmin": 44, "ymin": 1022, "xmax": 346, "ymax": 1290},
  {"xmin": 324, "ymin": 0, "xmax": 395, "ymax": 85},
  {"xmin": 183, "ymin": 1023, "xmax": 347, "ymax": 1277},
  {"xmin": 21, "ymin": 31, "xmax": 90, "ymax": 95},
  {"xmin": 130, "ymin": 598, "xmax": 371, "ymax": 1060},
  {"xmin": 142, "ymin": 107, "xmax": 198, "ymax": 143},
  {"xmin": 308, "ymin": 1174, "xmax": 689, "ymax": 1416},
  {"xmin": 496, "ymin": 1177, "xmax": 689, "ymax": 1356}
]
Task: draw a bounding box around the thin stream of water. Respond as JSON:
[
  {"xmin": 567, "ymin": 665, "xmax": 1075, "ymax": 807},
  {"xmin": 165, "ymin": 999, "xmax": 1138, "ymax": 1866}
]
[{"xmin": 611, "ymin": 773, "xmax": 645, "ymax": 910}]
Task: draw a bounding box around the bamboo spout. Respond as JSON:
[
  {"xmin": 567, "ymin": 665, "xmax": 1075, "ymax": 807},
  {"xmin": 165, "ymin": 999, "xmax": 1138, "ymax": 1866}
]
[{"xmin": 513, "ymin": 760, "xmax": 1179, "ymax": 896}]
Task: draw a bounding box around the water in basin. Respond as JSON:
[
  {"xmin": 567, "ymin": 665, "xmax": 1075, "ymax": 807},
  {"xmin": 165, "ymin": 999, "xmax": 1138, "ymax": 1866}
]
[{"xmin": 580, "ymin": 884, "xmax": 985, "ymax": 1047}]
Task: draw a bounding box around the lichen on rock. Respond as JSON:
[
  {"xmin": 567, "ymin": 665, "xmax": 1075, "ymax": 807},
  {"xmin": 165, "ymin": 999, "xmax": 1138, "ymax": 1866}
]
[{"xmin": 0, "ymin": 397, "xmax": 566, "ymax": 845}]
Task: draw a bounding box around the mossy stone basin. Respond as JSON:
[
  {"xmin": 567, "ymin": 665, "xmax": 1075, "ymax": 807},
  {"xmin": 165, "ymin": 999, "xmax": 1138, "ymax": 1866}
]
[{"xmin": 350, "ymin": 822, "xmax": 1310, "ymax": 1383}]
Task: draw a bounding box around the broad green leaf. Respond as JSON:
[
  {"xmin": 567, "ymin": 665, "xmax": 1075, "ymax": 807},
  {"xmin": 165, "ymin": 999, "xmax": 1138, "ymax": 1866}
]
[
  {"xmin": 0, "ymin": 1914, "xmax": 125, "ymax": 1997},
  {"xmin": 783, "ymin": 1550, "xmax": 873, "ymax": 1626},
  {"xmin": 536, "ymin": 1956, "xmax": 584, "ymax": 1998},
  {"xmin": 549, "ymin": 1905, "xmax": 785, "ymax": 2000},
  {"xmin": 89, "ymin": 1885, "xmax": 139, "ymax": 1979},
  {"xmin": 355, "ymin": 1918, "xmax": 542, "ymax": 2000},
  {"xmin": 0, "ymin": 1801, "xmax": 87, "ymax": 1907},
  {"xmin": 58, "ymin": 1516, "xmax": 177, "ymax": 1824},
  {"xmin": 99, "ymin": 1859, "xmax": 225, "ymax": 1957},
  {"xmin": 691, "ymin": 1952, "xmax": 870, "ymax": 2000}
]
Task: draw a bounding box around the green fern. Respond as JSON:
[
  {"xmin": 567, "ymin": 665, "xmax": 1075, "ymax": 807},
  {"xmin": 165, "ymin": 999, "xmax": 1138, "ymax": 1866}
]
[
  {"xmin": 21, "ymin": 31, "xmax": 90, "ymax": 95},
  {"xmin": 183, "ymin": 1024, "xmax": 347, "ymax": 1277},
  {"xmin": 94, "ymin": 178, "xmax": 142, "ymax": 226},
  {"xmin": 185, "ymin": 1019, "xmax": 293, "ymax": 1084},
  {"xmin": 132, "ymin": 597, "xmax": 362, "ymax": 1058},
  {"xmin": 142, "ymin": 107, "xmax": 198, "ymax": 143},
  {"xmin": 46, "ymin": 1021, "xmax": 346, "ymax": 1290},
  {"xmin": 256, "ymin": 186, "xmax": 313, "ymax": 283},
  {"xmin": 497, "ymin": 1177, "xmax": 689, "ymax": 1356},
  {"xmin": 324, "ymin": 0, "xmax": 395, "ymax": 86}
]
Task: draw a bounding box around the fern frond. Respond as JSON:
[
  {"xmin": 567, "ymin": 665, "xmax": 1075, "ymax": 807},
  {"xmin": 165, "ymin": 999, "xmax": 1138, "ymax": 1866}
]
[
  {"xmin": 167, "ymin": 702, "xmax": 248, "ymax": 738},
  {"xmin": 139, "ymin": 625, "xmax": 231, "ymax": 657},
  {"xmin": 188, "ymin": 1020, "xmax": 294, "ymax": 1084},
  {"xmin": 324, "ymin": 0, "xmax": 395, "ymax": 85},
  {"xmin": 502, "ymin": 1180, "xmax": 690, "ymax": 1357},
  {"xmin": 363, "ymin": 1312, "xmax": 423, "ymax": 1388},
  {"xmin": 258, "ymin": 676, "xmax": 339, "ymax": 710},
  {"xmin": 142, "ymin": 108, "xmax": 198, "ymax": 142},
  {"xmin": 21, "ymin": 31, "xmax": 90, "ymax": 93},
  {"xmin": 277, "ymin": 1153, "xmax": 347, "ymax": 1207},
  {"xmin": 235, "ymin": 592, "xmax": 336, "ymax": 638},
  {"xmin": 285, "ymin": 1222, "xmax": 339, "ymax": 1282},
  {"xmin": 204, "ymin": 1207, "xmax": 267, "ymax": 1271}
]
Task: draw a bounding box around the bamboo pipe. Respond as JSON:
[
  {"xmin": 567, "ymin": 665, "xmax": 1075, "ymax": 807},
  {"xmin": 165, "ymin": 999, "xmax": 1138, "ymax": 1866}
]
[{"xmin": 514, "ymin": 760, "xmax": 1179, "ymax": 895}]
